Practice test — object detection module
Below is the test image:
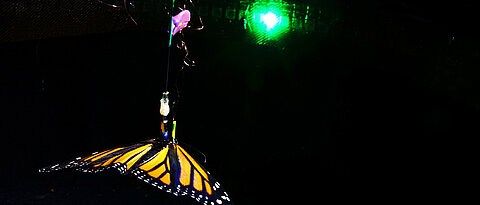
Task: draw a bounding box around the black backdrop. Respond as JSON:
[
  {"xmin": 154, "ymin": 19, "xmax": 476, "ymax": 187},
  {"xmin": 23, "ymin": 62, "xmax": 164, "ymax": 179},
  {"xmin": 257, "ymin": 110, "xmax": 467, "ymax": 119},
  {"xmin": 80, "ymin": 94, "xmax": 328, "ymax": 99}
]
[{"xmin": 1, "ymin": 0, "xmax": 479, "ymax": 204}]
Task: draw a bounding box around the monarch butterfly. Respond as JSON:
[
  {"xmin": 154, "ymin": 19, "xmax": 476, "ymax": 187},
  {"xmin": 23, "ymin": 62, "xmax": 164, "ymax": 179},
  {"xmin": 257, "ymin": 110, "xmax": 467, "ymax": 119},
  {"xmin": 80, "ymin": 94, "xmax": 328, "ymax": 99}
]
[{"xmin": 39, "ymin": 120, "xmax": 232, "ymax": 205}]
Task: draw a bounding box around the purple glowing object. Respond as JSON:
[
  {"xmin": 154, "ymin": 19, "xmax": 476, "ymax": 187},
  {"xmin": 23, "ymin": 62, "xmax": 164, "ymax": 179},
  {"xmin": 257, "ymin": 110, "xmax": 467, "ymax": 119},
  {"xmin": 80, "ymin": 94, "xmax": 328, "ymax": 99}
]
[{"xmin": 171, "ymin": 10, "xmax": 191, "ymax": 35}]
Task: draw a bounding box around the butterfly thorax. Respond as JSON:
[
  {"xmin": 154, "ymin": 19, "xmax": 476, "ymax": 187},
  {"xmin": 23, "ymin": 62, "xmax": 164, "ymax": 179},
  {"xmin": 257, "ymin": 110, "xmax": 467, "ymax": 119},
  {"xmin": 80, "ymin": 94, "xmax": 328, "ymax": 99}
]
[{"xmin": 159, "ymin": 118, "xmax": 178, "ymax": 145}]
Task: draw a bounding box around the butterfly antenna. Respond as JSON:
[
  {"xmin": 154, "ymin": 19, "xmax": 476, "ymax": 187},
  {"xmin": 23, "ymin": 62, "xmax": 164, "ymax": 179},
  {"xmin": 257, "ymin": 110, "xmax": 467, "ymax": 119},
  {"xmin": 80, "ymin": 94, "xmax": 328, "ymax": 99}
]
[{"xmin": 178, "ymin": 140, "xmax": 207, "ymax": 163}]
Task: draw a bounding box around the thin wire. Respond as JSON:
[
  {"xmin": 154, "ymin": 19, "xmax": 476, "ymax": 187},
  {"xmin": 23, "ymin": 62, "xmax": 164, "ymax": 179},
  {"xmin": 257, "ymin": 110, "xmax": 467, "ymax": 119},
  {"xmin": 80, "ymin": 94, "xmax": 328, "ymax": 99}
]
[
  {"xmin": 95, "ymin": 0, "xmax": 138, "ymax": 25},
  {"xmin": 165, "ymin": 44, "xmax": 172, "ymax": 91},
  {"xmin": 96, "ymin": 0, "xmax": 122, "ymax": 8},
  {"xmin": 165, "ymin": 0, "xmax": 176, "ymax": 92},
  {"xmin": 187, "ymin": 0, "xmax": 204, "ymax": 31},
  {"xmin": 123, "ymin": 0, "xmax": 138, "ymax": 25}
]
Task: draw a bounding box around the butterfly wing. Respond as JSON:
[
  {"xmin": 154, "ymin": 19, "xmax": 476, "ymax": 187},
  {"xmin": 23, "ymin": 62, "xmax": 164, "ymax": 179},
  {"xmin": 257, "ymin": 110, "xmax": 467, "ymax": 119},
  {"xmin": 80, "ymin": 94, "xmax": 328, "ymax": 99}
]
[
  {"xmin": 133, "ymin": 144, "xmax": 232, "ymax": 204},
  {"xmin": 39, "ymin": 140, "xmax": 233, "ymax": 204},
  {"xmin": 39, "ymin": 139, "xmax": 159, "ymax": 174}
]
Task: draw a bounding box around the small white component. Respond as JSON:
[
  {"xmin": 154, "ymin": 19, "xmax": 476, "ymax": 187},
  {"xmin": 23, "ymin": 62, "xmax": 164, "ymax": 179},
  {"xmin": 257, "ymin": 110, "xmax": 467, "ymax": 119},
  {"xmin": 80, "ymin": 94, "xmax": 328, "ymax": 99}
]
[{"xmin": 160, "ymin": 92, "xmax": 170, "ymax": 116}]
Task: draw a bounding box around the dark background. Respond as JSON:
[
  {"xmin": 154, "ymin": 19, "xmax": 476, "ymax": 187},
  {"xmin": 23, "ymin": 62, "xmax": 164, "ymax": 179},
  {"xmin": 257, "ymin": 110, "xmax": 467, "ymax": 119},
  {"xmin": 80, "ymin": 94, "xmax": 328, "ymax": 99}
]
[{"xmin": 1, "ymin": 0, "xmax": 479, "ymax": 204}]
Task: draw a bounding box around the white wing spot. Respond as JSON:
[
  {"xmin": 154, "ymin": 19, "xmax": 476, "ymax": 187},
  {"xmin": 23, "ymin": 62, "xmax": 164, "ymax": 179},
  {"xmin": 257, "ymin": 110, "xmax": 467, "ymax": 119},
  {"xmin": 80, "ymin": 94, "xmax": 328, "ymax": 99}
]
[{"xmin": 216, "ymin": 199, "xmax": 222, "ymax": 204}]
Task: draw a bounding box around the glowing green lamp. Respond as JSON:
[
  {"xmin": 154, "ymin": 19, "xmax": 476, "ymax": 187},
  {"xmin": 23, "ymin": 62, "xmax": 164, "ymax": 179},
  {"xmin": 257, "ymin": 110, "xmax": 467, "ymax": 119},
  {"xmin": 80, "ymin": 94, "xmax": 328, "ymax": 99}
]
[{"xmin": 244, "ymin": 0, "xmax": 290, "ymax": 45}]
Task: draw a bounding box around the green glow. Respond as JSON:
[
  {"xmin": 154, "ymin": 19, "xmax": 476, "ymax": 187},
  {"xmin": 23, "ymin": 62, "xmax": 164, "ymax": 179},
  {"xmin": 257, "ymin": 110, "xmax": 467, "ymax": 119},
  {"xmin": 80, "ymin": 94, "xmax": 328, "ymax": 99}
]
[
  {"xmin": 245, "ymin": 0, "xmax": 290, "ymax": 45},
  {"xmin": 305, "ymin": 5, "xmax": 309, "ymax": 24},
  {"xmin": 261, "ymin": 12, "xmax": 279, "ymax": 30}
]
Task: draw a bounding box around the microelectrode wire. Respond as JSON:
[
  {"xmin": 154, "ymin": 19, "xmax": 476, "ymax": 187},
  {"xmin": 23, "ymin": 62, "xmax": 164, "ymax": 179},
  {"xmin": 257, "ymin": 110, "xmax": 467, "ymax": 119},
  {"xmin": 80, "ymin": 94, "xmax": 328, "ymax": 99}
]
[{"xmin": 165, "ymin": 0, "xmax": 176, "ymax": 92}]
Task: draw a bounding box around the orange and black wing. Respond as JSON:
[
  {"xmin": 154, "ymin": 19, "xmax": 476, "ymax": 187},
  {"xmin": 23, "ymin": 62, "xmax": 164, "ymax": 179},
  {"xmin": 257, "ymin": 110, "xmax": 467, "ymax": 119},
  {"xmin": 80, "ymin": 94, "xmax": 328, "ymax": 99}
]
[
  {"xmin": 133, "ymin": 144, "xmax": 232, "ymax": 204},
  {"xmin": 39, "ymin": 140, "xmax": 157, "ymax": 174},
  {"xmin": 39, "ymin": 140, "xmax": 232, "ymax": 204}
]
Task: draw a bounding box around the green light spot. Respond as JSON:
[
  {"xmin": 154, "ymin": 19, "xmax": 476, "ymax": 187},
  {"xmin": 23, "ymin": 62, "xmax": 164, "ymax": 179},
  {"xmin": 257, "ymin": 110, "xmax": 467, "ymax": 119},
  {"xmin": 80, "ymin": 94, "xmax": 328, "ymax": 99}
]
[
  {"xmin": 244, "ymin": 0, "xmax": 291, "ymax": 45},
  {"xmin": 305, "ymin": 5, "xmax": 309, "ymax": 24},
  {"xmin": 261, "ymin": 12, "xmax": 279, "ymax": 30}
]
